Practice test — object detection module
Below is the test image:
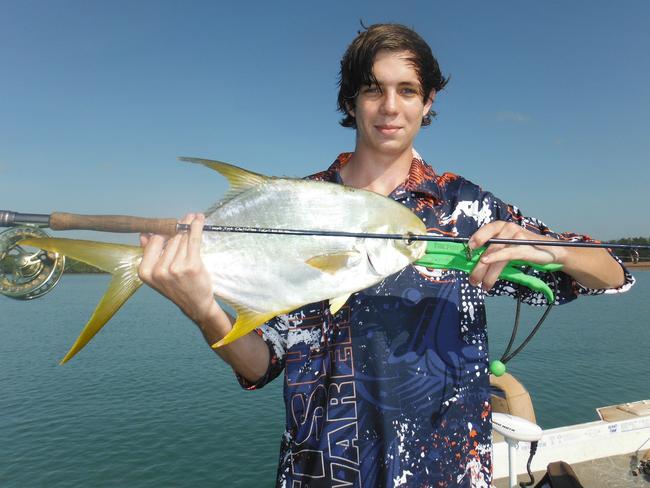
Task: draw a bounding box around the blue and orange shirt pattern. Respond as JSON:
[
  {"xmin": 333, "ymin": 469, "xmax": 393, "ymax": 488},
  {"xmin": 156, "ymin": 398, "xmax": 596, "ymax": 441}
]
[{"xmin": 238, "ymin": 152, "xmax": 634, "ymax": 488}]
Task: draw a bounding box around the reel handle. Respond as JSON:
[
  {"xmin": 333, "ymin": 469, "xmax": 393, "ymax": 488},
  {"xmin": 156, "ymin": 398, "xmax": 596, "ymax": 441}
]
[{"xmin": 50, "ymin": 212, "xmax": 179, "ymax": 235}]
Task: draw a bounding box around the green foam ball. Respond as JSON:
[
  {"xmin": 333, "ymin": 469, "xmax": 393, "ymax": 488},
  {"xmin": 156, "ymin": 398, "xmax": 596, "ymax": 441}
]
[{"xmin": 490, "ymin": 360, "xmax": 506, "ymax": 377}]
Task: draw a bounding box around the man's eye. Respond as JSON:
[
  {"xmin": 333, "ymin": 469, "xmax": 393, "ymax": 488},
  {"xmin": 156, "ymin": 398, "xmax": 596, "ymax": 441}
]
[
  {"xmin": 401, "ymin": 87, "xmax": 419, "ymax": 95},
  {"xmin": 363, "ymin": 86, "xmax": 380, "ymax": 94}
]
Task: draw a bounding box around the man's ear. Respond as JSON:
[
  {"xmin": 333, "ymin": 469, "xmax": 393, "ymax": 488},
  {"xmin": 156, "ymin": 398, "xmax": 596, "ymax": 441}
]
[
  {"xmin": 345, "ymin": 100, "xmax": 355, "ymax": 118},
  {"xmin": 423, "ymin": 90, "xmax": 436, "ymax": 117}
]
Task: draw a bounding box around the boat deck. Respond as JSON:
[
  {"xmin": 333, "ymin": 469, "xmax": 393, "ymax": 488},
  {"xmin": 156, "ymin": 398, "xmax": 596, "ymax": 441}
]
[
  {"xmin": 492, "ymin": 399, "xmax": 650, "ymax": 487},
  {"xmin": 493, "ymin": 452, "xmax": 650, "ymax": 487}
]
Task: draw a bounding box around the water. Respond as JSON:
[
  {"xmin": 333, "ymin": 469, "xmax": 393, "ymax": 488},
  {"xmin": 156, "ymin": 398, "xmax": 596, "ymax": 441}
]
[{"xmin": 1, "ymin": 272, "xmax": 648, "ymax": 487}]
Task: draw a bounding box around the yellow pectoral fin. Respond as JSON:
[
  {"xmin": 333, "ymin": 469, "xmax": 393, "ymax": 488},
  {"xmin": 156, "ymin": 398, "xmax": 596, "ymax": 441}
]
[
  {"xmin": 329, "ymin": 293, "xmax": 351, "ymax": 315},
  {"xmin": 305, "ymin": 251, "xmax": 361, "ymax": 275},
  {"xmin": 212, "ymin": 307, "xmax": 292, "ymax": 349},
  {"xmin": 19, "ymin": 238, "xmax": 143, "ymax": 364}
]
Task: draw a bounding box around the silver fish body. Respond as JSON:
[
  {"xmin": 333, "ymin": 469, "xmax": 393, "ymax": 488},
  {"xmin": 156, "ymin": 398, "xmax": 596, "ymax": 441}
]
[
  {"xmin": 197, "ymin": 165, "xmax": 427, "ymax": 346},
  {"xmin": 19, "ymin": 159, "xmax": 427, "ymax": 361}
]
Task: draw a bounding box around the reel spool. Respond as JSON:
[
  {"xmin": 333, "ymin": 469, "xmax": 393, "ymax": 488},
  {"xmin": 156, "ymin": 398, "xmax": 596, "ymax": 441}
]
[{"xmin": 0, "ymin": 226, "xmax": 65, "ymax": 300}]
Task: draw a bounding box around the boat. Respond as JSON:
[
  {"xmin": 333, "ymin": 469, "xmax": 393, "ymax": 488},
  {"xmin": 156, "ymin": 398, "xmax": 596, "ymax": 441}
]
[{"xmin": 491, "ymin": 373, "xmax": 650, "ymax": 487}]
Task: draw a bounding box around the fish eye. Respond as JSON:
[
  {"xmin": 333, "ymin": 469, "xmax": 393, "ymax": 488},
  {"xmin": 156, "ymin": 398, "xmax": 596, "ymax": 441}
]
[{"xmin": 403, "ymin": 233, "xmax": 415, "ymax": 246}]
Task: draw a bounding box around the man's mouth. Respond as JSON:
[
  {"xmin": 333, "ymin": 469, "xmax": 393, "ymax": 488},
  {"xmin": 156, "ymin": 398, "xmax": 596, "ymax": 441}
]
[{"xmin": 376, "ymin": 125, "xmax": 401, "ymax": 134}]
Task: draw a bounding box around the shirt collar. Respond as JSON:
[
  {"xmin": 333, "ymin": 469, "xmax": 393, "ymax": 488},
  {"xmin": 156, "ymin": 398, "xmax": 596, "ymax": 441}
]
[{"xmin": 324, "ymin": 150, "xmax": 442, "ymax": 203}]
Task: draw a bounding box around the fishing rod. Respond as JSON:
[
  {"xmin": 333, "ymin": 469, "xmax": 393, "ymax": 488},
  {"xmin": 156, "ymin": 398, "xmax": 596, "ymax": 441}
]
[
  {"xmin": 1, "ymin": 209, "xmax": 642, "ymax": 375},
  {"xmin": 2, "ymin": 210, "xmax": 649, "ymax": 250}
]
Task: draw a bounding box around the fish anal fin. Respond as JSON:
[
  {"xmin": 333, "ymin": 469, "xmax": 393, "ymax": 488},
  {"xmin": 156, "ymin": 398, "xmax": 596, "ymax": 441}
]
[
  {"xmin": 305, "ymin": 251, "xmax": 361, "ymax": 275},
  {"xmin": 329, "ymin": 293, "xmax": 351, "ymax": 316},
  {"xmin": 179, "ymin": 157, "xmax": 269, "ymax": 203},
  {"xmin": 212, "ymin": 306, "xmax": 293, "ymax": 349},
  {"xmin": 19, "ymin": 238, "xmax": 143, "ymax": 364}
]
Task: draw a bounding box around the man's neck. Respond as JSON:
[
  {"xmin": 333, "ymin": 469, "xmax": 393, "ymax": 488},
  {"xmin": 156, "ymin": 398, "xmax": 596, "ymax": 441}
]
[{"xmin": 340, "ymin": 146, "xmax": 414, "ymax": 196}]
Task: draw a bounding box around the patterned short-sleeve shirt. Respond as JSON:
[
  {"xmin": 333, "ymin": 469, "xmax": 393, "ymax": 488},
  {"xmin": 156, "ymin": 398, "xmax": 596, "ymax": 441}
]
[{"xmin": 238, "ymin": 152, "xmax": 634, "ymax": 488}]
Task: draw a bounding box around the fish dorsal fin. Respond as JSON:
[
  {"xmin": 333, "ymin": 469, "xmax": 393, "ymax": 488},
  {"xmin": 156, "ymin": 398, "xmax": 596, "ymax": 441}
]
[
  {"xmin": 305, "ymin": 251, "xmax": 361, "ymax": 275},
  {"xmin": 329, "ymin": 293, "xmax": 351, "ymax": 316},
  {"xmin": 179, "ymin": 157, "xmax": 269, "ymax": 204},
  {"xmin": 212, "ymin": 304, "xmax": 293, "ymax": 349},
  {"xmin": 19, "ymin": 238, "xmax": 143, "ymax": 364}
]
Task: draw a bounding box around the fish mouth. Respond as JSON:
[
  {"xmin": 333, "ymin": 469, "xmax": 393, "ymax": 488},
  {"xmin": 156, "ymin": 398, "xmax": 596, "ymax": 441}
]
[{"xmin": 366, "ymin": 252, "xmax": 382, "ymax": 276}]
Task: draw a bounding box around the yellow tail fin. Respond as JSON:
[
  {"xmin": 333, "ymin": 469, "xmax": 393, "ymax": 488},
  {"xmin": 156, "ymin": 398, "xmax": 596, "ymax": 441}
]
[{"xmin": 19, "ymin": 238, "xmax": 143, "ymax": 364}]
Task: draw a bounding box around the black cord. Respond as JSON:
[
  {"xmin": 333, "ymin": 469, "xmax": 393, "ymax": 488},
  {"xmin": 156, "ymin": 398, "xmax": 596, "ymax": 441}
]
[
  {"xmin": 500, "ymin": 272, "xmax": 559, "ymax": 365},
  {"xmin": 501, "ymin": 288, "xmax": 523, "ymax": 360},
  {"xmin": 519, "ymin": 441, "xmax": 539, "ymax": 487}
]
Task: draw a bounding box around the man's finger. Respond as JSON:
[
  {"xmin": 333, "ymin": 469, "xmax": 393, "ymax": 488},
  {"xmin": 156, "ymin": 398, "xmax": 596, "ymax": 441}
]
[
  {"xmin": 159, "ymin": 233, "xmax": 184, "ymax": 269},
  {"xmin": 470, "ymin": 242, "xmax": 505, "ymax": 286},
  {"xmin": 481, "ymin": 261, "xmax": 509, "ymax": 291},
  {"xmin": 481, "ymin": 244, "xmax": 556, "ymax": 266},
  {"xmin": 139, "ymin": 234, "xmax": 167, "ymax": 280},
  {"xmin": 158, "ymin": 214, "xmax": 193, "ymax": 267},
  {"xmin": 469, "ymin": 222, "xmax": 521, "ymax": 285},
  {"xmin": 187, "ymin": 213, "xmax": 205, "ymax": 258},
  {"xmin": 168, "ymin": 213, "xmax": 194, "ymax": 264},
  {"xmin": 139, "ymin": 233, "xmax": 152, "ymax": 247},
  {"xmin": 468, "ymin": 221, "xmax": 507, "ymax": 250}
]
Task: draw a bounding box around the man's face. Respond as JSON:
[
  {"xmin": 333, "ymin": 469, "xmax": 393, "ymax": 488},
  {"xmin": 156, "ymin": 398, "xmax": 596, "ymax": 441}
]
[{"xmin": 349, "ymin": 50, "xmax": 434, "ymax": 157}]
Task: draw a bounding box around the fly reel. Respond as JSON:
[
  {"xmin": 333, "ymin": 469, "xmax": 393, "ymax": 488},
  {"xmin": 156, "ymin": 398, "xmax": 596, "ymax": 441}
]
[{"xmin": 0, "ymin": 226, "xmax": 65, "ymax": 300}]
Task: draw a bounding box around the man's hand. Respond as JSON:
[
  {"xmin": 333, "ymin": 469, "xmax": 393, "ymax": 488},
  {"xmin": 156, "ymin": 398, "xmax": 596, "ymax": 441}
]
[
  {"xmin": 467, "ymin": 221, "xmax": 564, "ymax": 292},
  {"xmin": 138, "ymin": 213, "xmax": 219, "ymax": 324},
  {"xmin": 137, "ymin": 213, "xmax": 271, "ymax": 383},
  {"xmin": 467, "ymin": 220, "xmax": 625, "ymax": 292}
]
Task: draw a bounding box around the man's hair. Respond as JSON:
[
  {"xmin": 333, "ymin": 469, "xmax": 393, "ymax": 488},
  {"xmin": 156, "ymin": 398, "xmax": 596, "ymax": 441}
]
[{"xmin": 337, "ymin": 23, "xmax": 449, "ymax": 128}]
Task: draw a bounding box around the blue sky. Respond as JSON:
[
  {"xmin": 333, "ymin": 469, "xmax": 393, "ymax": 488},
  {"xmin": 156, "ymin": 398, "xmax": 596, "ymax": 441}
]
[{"xmin": 1, "ymin": 1, "xmax": 648, "ymax": 241}]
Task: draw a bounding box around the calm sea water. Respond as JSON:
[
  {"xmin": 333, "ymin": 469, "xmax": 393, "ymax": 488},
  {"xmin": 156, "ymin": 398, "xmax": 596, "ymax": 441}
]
[{"xmin": 1, "ymin": 272, "xmax": 648, "ymax": 487}]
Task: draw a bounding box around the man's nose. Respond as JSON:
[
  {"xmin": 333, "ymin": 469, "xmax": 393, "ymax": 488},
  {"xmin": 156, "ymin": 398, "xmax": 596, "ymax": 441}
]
[{"xmin": 380, "ymin": 90, "xmax": 398, "ymax": 114}]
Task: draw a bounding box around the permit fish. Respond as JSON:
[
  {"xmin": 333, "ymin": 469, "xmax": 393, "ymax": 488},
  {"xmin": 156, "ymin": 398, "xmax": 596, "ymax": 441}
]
[{"xmin": 21, "ymin": 158, "xmax": 427, "ymax": 363}]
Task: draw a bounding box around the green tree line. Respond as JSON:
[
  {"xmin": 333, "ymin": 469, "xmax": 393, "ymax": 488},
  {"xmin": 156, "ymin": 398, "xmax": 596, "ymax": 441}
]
[{"xmin": 607, "ymin": 237, "xmax": 650, "ymax": 263}]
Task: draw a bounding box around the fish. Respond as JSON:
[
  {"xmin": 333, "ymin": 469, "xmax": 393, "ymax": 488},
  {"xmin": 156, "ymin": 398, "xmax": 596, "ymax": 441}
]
[{"xmin": 20, "ymin": 158, "xmax": 428, "ymax": 363}]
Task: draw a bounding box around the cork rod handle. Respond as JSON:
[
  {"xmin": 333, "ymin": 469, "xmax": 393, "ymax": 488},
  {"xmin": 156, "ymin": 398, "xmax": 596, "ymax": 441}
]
[{"xmin": 50, "ymin": 212, "xmax": 179, "ymax": 235}]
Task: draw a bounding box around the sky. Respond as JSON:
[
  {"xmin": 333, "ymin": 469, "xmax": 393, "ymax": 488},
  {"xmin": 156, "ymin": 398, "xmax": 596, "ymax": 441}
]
[{"xmin": 1, "ymin": 0, "xmax": 648, "ymax": 242}]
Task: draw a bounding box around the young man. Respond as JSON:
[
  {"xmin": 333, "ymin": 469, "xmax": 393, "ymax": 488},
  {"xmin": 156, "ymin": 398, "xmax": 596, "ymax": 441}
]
[{"xmin": 138, "ymin": 24, "xmax": 632, "ymax": 488}]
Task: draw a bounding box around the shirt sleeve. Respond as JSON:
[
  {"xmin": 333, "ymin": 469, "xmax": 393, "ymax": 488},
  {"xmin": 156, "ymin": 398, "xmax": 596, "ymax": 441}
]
[
  {"xmin": 483, "ymin": 192, "xmax": 635, "ymax": 305},
  {"xmin": 235, "ymin": 315, "xmax": 290, "ymax": 390}
]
